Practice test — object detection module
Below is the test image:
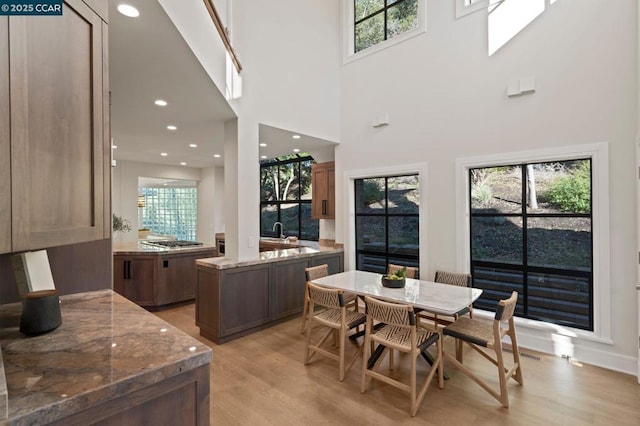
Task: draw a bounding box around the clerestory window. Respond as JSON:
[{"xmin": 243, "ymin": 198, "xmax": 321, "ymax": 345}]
[{"xmin": 348, "ymin": 0, "xmax": 424, "ymax": 57}]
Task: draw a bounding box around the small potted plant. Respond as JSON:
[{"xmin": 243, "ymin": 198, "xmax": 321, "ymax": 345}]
[
  {"xmin": 138, "ymin": 228, "xmax": 151, "ymax": 239},
  {"xmin": 112, "ymin": 214, "xmax": 132, "ymax": 234},
  {"xmin": 381, "ymin": 266, "xmax": 407, "ymax": 288}
]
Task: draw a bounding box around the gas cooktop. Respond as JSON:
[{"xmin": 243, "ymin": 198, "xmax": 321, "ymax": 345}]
[{"xmin": 142, "ymin": 240, "xmax": 203, "ymax": 248}]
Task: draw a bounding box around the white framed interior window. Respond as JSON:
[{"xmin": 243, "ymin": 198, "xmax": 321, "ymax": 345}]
[
  {"xmin": 343, "ymin": 0, "xmax": 427, "ymax": 64},
  {"xmin": 455, "ymin": 142, "xmax": 611, "ymax": 345}
]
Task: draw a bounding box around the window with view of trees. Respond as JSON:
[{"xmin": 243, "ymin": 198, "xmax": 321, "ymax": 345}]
[
  {"xmin": 139, "ymin": 183, "xmax": 197, "ymax": 241},
  {"xmin": 354, "ymin": 0, "xmax": 419, "ymax": 53},
  {"xmin": 260, "ymin": 155, "xmax": 318, "ymax": 240},
  {"xmin": 469, "ymin": 159, "xmax": 593, "ymax": 330},
  {"xmin": 355, "ymin": 175, "xmax": 419, "ymax": 274}
]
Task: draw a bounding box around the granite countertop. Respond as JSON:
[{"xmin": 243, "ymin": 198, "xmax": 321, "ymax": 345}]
[
  {"xmin": 0, "ymin": 290, "xmax": 211, "ymax": 425},
  {"xmin": 113, "ymin": 241, "xmax": 217, "ymax": 255},
  {"xmin": 196, "ymin": 242, "xmax": 343, "ymax": 270}
]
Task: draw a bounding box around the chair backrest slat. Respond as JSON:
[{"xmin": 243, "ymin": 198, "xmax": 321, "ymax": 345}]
[
  {"xmin": 307, "ymin": 282, "xmax": 343, "ymax": 308},
  {"xmin": 388, "ymin": 263, "xmax": 418, "ymax": 279},
  {"xmin": 434, "ymin": 270, "xmax": 471, "ymax": 288},
  {"xmin": 494, "ymin": 291, "xmax": 518, "ymax": 321},
  {"xmin": 365, "ymin": 296, "xmax": 414, "ymax": 327},
  {"xmin": 305, "ymin": 264, "xmax": 329, "ymax": 282}
]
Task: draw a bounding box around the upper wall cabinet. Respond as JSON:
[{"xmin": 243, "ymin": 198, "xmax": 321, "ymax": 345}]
[
  {"xmin": 311, "ymin": 162, "xmax": 335, "ymax": 220},
  {"xmin": 0, "ymin": 17, "xmax": 10, "ymax": 254},
  {"xmin": 6, "ymin": 0, "xmax": 110, "ymax": 253}
]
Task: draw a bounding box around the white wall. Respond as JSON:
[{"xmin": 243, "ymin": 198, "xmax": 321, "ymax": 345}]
[
  {"xmin": 197, "ymin": 166, "xmax": 225, "ymax": 245},
  {"xmin": 337, "ymin": 0, "xmax": 637, "ymax": 373},
  {"xmin": 158, "ymin": 0, "xmax": 236, "ymax": 108},
  {"xmin": 231, "ymin": 0, "xmax": 341, "ymax": 141},
  {"xmin": 209, "ymin": 0, "xmax": 343, "ymax": 257}
]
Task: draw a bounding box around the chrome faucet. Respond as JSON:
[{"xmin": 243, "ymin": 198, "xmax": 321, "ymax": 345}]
[{"xmin": 272, "ymin": 221, "xmax": 285, "ymax": 239}]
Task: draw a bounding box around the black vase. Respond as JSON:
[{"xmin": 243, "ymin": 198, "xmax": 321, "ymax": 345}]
[
  {"xmin": 20, "ymin": 290, "xmax": 62, "ymax": 336},
  {"xmin": 381, "ymin": 276, "xmax": 406, "ymax": 288}
]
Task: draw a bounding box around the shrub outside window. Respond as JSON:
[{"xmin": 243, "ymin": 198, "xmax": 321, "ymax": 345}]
[{"xmin": 469, "ymin": 159, "xmax": 593, "ymax": 330}]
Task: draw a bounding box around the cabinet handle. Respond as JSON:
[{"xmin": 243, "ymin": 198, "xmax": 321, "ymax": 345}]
[
  {"xmin": 126, "ymin": 260, "xmax": 131, "ymax": 279},
  {"xmin": 322, "ymin": 200, "xmax": 327, "ymax": 215}
]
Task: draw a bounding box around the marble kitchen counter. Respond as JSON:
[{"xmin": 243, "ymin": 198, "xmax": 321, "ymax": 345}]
[
  {"xmin": 0, "ymin": 290, "xmax": 212, "ymax": 425},
  {"xmin": 196, "ymin": 243, "xmax": 343, "ymax": 270},
  {"xmin": 113, "ymin": 241, "xmax": 217, "ymax": 255}
]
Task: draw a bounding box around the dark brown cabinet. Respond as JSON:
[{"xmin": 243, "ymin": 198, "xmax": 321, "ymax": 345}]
[
  {"xmin": 311, "ymin": 161, "xmax": 335, "ymax": 219},
  {"xmin": 270, "ymin": 259, "xmax": 310, "ymax": 320},
  {"xmin": 196, "ymin": 251, "xmax": 344, "ymax": 344},
  {"xmin": 2, "ymin": 0, "xmax": 110, "ymax": 254},
  {"xmin": 157, "ymin": 253, "xmax": 203, "ymax": 306},
  {"xmin": 114, "ymin": 248, "xmax": 216, "ymax": 309},
  {"xmin": 114, "ymin": 256, "xmax": 157, "ymax": 307}
]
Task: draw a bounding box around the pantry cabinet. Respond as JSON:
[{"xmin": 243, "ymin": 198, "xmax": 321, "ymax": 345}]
[
  {"xmin": 2, "ymin": 0, "xmax": 110, "ymax": 254},
  {"xmin": 311, "ymin": 161, "xmax": 335, "ymax": 220},
  {"xmin": 0, "ymin": 17, "xmax": 10, "ymax": 254}
]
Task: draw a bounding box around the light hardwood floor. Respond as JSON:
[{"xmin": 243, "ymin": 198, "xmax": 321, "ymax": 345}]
[{"xmin": 155, "ymin": 304, "xmax": 640, "ymax": 426}]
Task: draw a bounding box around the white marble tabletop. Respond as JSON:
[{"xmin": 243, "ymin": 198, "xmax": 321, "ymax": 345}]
[{"xmin": 312, "ymin": 270, "xmax": 482, "ymax": 316}]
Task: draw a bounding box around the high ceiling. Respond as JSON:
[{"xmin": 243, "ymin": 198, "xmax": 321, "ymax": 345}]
[
  {"xmin": 108, "ymin": 0, "xmax": 336, "ymax": 170},
  {"xmin": 109, "ymin": 0, "xmax": 234, "ymax": 169}
]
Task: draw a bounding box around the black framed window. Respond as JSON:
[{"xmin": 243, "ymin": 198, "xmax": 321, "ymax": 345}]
[
  {"xmin": 354, "ymin": 0, "xmax": 419, "ymax": 53},
  {"xmin": 469, "ymin": 159, "xmax": 593, "ymax": 330},
  {"xmin": 260, "ymin": 155, "xmax": 318, "ymax": 241},
  {"xmin": 354, "ymin": 174, "xmax": 419, "ymax": 274}
]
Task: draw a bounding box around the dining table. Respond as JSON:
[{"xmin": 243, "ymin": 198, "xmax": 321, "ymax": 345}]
[
  {"xmin": 311, "ymin": 269, "xmax": 483, "ymax": 375},
  {"xmin": 310, "ymin": 270, "xmax": 482, "ymax": 316}
]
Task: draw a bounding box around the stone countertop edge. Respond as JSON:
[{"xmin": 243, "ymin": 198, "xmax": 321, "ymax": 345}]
[
  {"xmin": 0, "ymin": 343, "xmax": 6, "ymax": 421},
  {"xmin": 196, "ymin": 244, "xmax": 344, "ymax": 270},
  {"xmin": 0, "ymin": 289, "xmax": 211, "ymax": 426},
  {"xmin": 112, "ymin": 241, "xmax": 217, "ymax": 255}
]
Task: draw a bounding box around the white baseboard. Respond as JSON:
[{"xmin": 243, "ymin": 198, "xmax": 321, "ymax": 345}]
[
  {"xmin": 473, "ymin": 309, "xmax": 638, "ymax": 378},
  {"xmin": 515, "ymin": 326, "xmax": 638, "ymax": 377}
]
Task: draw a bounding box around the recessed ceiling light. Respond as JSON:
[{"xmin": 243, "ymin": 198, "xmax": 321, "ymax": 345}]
[
  {"xmin": 292, "ymin": 135, "xmax": 301, "ymax": 139},
  {"xmin": 260, "ymin": 155, "xmax": 267, "ymax": 159},
  {"xmin": 154, "ymin": 99, "xmax": 167, "ymax": 106},
  {"xmin": 293, "ymin": 148, "xmax": 300, "ymax": 153},
  {"xmin": 167, "ymin": 125, "xmax": 177, "ymax": 131},
  {"xmin": 112, "ymin": 145, "xmax": 117, "ymax": 149},
  {"xmin": 160, "ymin": 152, "xmax": 168, "ymax": 156},
  {"xmin": 189, "ymin": 144, "xmax": 197, "ymax": 148},
  {"xmin": 180, "ymin": 162, "xmax": 187, "ymax": 166},
  {"xmin": 259, "ymin": 143, "xmax": 267, "ymax": 147},
  {"xmin": 117, "ymin": 4, "xmax": 139, "ymax": 17},
  {"xmin": 213, "ymin": 154, "xmax": 221, "ymax": 158}
]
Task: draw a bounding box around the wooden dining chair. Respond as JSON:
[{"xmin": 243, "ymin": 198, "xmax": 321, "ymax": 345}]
[
  {"xmin": 303, "ymin": 282, "xmax": 366, "ymax": 381},
  {"xmin": 421, "ymin": 272, "xmax": 472, "ymax": 321},
  {"xmin": 442, "ymin": 291, "xmax": 523, "ymax": 408},
  {"xmin": 388, "ymin": 263, "xmax": 419, "ymax": 279},
  {"xmin": 301, "ymin": 265, "xmax": 357, "ymax": 333},
  {"xmin": 414, "ymin": 270, "xmax": 473, "ymax": 360},
  {"xmin": 434, "ymin": 270, "xmax": 473, "ymax": 318},
  {"xmin": 361, "ymin": 296, "xmax": 443, "ymax": 417}
]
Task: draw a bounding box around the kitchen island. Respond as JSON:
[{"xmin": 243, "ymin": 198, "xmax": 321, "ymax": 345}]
[
  {"xmin": 113, "ymin": 242, "xmax": 217, "ymax": 309},
  {"xmin": 196, "ymin": 241, "xmax": 344, "ymax": 344},
  {"xmin": 0, "ymin": 290, "xmax": 211, "ymax": 425}
]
